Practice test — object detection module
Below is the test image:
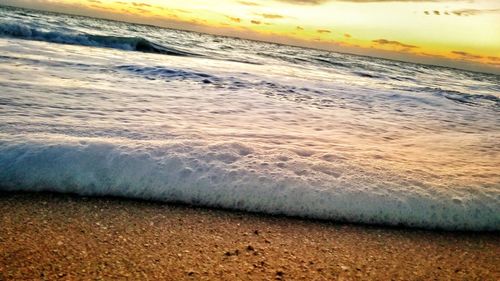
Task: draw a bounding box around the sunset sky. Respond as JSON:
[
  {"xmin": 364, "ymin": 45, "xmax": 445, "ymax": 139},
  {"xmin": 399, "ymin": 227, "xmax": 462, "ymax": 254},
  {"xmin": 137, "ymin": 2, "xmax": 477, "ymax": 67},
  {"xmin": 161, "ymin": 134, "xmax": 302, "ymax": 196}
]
[{"xmin": 1, "ymin": 0, "xmax": 499, "ymax": 73}]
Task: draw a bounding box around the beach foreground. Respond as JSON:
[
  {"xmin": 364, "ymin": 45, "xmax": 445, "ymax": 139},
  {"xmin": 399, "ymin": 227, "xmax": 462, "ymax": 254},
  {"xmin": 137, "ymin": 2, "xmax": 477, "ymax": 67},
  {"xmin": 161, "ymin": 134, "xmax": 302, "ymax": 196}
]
[{"xmin": 0, "ymin": 192, "xmax": 498, "ymax": 280}]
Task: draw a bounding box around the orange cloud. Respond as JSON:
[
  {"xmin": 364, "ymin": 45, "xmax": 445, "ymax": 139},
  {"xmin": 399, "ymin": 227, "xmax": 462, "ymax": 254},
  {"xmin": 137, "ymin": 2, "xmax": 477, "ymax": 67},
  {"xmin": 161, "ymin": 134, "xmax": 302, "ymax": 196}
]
[
  {"xmin": 451, "ymin": 51, "xmax": 482, "ymax": 60},
  {"xmin": 257, "ymin": 13, "xmax": 285, "ymax": 19},
  {"xmin": 372, "ymin": 39, "xmax": 418, "ymax": 49}
]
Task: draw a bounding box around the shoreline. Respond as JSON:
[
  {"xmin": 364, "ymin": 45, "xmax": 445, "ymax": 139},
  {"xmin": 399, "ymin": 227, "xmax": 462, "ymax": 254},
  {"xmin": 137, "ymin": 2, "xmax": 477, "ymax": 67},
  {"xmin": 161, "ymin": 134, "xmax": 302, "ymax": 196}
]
[{"xmin": 1, "ymin": 191, "xmax": 498, "ymax": 280}]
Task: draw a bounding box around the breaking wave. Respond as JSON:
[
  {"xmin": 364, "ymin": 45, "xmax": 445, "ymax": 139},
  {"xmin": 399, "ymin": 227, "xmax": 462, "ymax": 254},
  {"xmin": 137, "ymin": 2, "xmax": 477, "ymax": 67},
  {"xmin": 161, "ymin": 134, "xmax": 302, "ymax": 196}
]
[{"xmin": 0, "ymin": 22, "xmax": 196, "ymax": 56}]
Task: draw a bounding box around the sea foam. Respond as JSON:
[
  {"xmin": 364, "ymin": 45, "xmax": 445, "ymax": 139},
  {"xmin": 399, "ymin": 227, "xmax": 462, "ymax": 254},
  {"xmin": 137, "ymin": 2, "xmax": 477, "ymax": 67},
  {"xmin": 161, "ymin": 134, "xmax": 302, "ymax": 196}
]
[{"xmin": 1, "ymin": 136, "xmax": 498, "ymax": 231}]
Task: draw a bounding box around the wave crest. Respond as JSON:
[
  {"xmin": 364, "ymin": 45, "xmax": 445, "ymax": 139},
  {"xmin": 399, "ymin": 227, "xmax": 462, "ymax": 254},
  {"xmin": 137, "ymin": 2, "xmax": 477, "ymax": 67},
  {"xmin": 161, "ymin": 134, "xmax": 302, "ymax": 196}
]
[{"xmin": 0, "ymin": 22, "xmax": 195, "ymax": 56}]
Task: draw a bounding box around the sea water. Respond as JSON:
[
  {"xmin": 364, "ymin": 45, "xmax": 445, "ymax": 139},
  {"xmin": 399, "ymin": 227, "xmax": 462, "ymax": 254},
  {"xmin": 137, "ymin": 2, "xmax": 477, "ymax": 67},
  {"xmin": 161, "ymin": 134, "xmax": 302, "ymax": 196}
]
[{"xmin": 0, "ymin": 6, "xmax": 499, "ymax": 230}]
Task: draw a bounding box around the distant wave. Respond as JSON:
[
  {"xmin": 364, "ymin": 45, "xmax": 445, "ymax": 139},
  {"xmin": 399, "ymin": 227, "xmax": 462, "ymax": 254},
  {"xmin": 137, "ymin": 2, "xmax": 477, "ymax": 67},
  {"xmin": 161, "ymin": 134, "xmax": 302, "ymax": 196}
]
[
  {"xmin": 0, "ymin": 22, "xmax": 196, "ymax": 56},
  {"xmin": 409, "ymin": 87, "xmax": 500, "ymax": 109}
]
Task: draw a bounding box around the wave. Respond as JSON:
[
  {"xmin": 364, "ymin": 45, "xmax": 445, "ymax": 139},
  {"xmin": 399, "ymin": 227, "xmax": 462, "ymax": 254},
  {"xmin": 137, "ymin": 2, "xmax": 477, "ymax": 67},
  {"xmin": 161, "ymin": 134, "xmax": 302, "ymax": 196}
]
[
  {"xmin": 0, "ymin": 136, "xmax": 498, "ymax": 231},
  {"xmin": 409, "ymin": 87, "xmax": 500, "ymax": 109},
  {"xmin": 114, "ymin": 64, "xmax": 337, "ymax": 108},
  {"xmin": 0, "ymin": 22, "xmax": 196, "ymax": 56}
]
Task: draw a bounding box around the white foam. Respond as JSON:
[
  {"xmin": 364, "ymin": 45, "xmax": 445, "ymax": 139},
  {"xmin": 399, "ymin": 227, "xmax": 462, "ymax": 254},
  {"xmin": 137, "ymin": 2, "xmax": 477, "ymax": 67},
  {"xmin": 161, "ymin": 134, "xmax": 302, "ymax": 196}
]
[{"xmin": 0, "ymin": 136, "xmax": 498, "ymax": 231}]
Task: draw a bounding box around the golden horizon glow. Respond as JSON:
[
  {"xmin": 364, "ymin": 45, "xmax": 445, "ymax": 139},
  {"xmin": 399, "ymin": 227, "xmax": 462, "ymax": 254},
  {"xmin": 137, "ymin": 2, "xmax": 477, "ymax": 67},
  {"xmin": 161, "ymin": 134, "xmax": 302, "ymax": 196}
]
[{"xmin": 2, "ymin": 0, "xmax": 499, "ymax": 72}]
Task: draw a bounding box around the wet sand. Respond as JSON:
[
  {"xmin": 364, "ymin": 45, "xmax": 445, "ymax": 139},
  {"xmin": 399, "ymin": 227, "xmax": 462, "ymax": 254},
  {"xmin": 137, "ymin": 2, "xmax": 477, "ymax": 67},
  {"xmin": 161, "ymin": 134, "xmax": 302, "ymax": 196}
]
[{"xmin": 0, "ymin": 192, "xmax": 498, "ymax": 280}]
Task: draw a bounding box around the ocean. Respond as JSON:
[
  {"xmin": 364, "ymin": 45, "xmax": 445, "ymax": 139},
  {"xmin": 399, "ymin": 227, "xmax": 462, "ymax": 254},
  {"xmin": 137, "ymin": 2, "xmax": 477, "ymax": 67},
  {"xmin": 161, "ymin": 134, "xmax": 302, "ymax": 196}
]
[{"xmin": 0, "ymin": 6, "xmax": 498, "ymax": 231}]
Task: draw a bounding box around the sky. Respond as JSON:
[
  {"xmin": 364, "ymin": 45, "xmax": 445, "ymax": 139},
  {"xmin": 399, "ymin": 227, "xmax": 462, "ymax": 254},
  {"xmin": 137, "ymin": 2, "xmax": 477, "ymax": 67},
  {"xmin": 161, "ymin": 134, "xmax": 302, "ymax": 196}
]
[{"xmin": 1, "ymin": 0, "xmax": 499, "ymax": 73}]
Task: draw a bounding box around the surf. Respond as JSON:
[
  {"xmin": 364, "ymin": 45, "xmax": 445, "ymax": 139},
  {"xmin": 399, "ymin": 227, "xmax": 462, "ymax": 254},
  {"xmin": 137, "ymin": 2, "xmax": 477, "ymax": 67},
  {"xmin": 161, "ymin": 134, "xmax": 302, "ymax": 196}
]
[
  {"xmin": 0, "ymin": 21, "xmax": 196, "ymax": 56},
  {"xmin": 1, "ymin": 136, "xmax": 498, "ymax": 231}
]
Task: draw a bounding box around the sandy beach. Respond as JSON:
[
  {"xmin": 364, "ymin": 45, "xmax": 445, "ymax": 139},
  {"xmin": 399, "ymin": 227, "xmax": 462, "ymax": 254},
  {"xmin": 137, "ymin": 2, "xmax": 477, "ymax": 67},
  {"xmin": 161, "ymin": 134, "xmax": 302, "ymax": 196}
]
[{"xmin": 0, "ymin": 192, "xmax": 498, "ymax": 280}]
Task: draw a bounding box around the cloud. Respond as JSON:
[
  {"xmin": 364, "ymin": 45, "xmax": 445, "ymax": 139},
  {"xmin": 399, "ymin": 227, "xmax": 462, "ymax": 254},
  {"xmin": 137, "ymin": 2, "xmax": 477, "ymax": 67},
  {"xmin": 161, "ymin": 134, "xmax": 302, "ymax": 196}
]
[
  {"xmin": 274, "ymin": 0, "xmax": 329, "ymax": 5},
  {"xmin": 486, "ymin": 56, "xmax": 500, "ymax": 66},
  {"xmin": 296, "ymin": 26, "xmax": 304, "ymax": 30},
  {"xmin": 372, "ymin": 39, "xmax": 418, "ymax": 49},
  {"xmin": 452, "ymin": 51, "xmax": 482, "ymax": 60},
  {"xmin": 344, "ymin": 33, "xmax": 351, "ymax": 38},
  {"xmin": 238, "ymin": 1, "xmax": 260, "ymax": 6},
  {"xmin": 317, "ymin": 29, "xmax": 331, "ymax": 34},
  {"xmin": 419, "ymin": 52, "xmax": 446, "ymax": 59},
  {"xmin": 451, "ymin": 8, "xmax": 500, "ymax": 16},
  {"xmin": 424, "ymin": 8, "xmax": 500, "ymax": 16},
  {"xmin": 131, "ymin": 2, "xmax": 151, "ymax": 7},
  {"xmin": 256, "ymin": 13, "xmax": 285, "ymax": 19},
  {"xmin": 251, "ymin": 20, "xmax": 262, "ymax": 24},
  {"xmin": 226, "ymin": 16, "xmax": 241, "ymax": 23}
]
